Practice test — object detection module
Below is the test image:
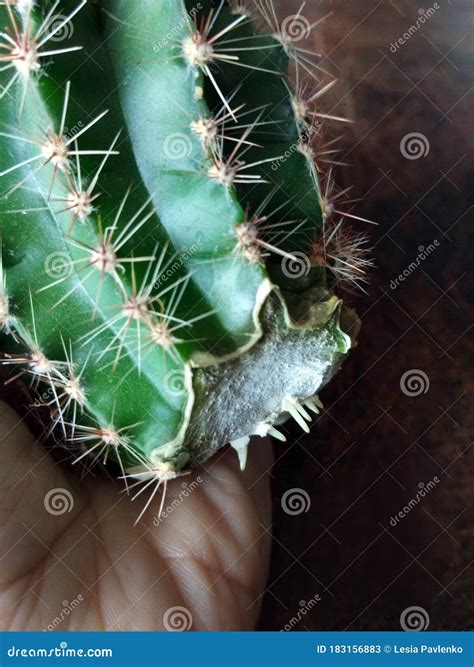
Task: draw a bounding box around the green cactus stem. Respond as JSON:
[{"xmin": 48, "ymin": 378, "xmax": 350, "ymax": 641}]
[{"xmin": 0, "ymin": 0, "xmax": 369, "ymax": 519}]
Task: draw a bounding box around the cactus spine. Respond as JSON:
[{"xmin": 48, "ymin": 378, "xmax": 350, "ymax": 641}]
[{"xmin": 0, "ymin": 0, "xmax": 369, "ymax": 518}]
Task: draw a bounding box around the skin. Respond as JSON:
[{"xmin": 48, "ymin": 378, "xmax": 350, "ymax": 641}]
[{"xmin": 0, "ymin": 401, "xmax": 273, "ymax": 631}]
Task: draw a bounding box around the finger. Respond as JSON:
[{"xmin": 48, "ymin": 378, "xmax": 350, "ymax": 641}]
[
  {"xmin": 0, "ymin": 401, "xmax": 83, "ymax": 590},
  {"xmin": 109, "ymin": 439, "xmax": 274, "ymax": 631}
]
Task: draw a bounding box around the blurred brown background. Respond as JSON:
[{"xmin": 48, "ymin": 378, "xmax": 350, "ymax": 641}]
[{"xmin": 258, "ymin": 0, "xmax": 473, "ymax": 630}]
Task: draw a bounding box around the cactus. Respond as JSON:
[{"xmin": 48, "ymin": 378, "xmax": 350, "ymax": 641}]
[{"xmin": 0, "ymin": 0, "xmax": 369, "ymax": 519}]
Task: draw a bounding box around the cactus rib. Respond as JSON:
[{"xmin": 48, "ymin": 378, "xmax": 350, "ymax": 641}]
[{"xmin": 0, "ymin": 0, "xmax": 369, "ymax": 518}]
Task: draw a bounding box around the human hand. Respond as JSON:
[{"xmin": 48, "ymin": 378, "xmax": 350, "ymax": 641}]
[{"xmin": 0, "ymin": 402, "xmax": 272, "ymax": 631}]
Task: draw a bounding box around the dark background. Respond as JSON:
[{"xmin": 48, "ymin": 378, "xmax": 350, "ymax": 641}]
[
  {"xmin": 0, "ymin": 0, "xmax": 470, "ymax": 633},
  {"xmin": 259, "ymin": 0, "xmax": 473, "ymax": 630}
]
